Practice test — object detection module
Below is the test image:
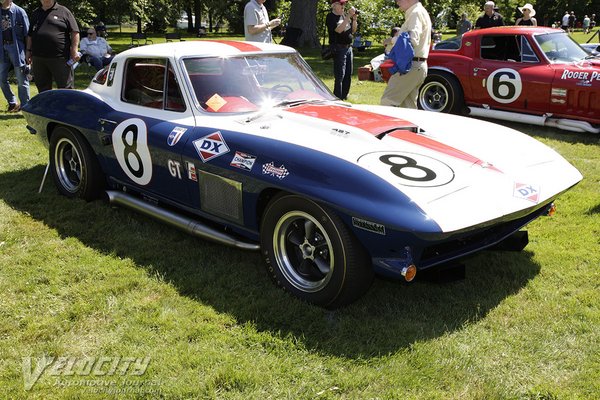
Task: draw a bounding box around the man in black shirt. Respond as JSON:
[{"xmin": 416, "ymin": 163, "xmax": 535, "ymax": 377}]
[
  {"xmin": 326, "ymin": 0, "xmax": 357, "ymax": 100},
  {"xmin": 475, "ymin": 1, "xmax": 504, "ymax": 29},
  {"xmin": 26, "ymin": 0, "xmax": 79, "ymax": 92}
]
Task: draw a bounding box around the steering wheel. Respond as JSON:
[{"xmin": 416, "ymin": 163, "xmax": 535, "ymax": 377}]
[{"xmin": 271, "ymin": 84, "xmax": 294, "ymax": 93}]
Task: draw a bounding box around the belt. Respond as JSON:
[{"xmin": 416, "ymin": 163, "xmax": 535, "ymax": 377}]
[
  {"xmin": 3, "ymin": 40, "xmax": 14, "ymax": 45},
  {"xmin": 412, "ymin": 57, "xmax": 427, "ymax": 62}
]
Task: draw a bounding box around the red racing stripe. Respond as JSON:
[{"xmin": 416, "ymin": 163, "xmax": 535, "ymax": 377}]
[
  {"xmin": 284, "ymin": 104, "xmax": 416, "ymax": 135},
  {"xmin": 285, "ymin": 104, "xmax": 501, "ymax": 173},
  {"xmin": 202, "ymin": 40, "xmax": 262, "ymax": 52},
  {"xmin": 387, "ymin": 130, "xmax": 502, "ymax": 173}
]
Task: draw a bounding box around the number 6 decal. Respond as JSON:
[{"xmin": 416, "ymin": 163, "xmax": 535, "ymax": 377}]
[
  {"xmin": 112, "ymin": 118, "xmax": 153, "ymax": 185},
  {"xmin": 486, "ymin": 68, "xmax": 522, "ymax": 104}
]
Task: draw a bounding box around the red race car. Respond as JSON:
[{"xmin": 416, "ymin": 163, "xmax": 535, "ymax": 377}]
[{"xmin": 386, "ymin": 27, "xmax": 600, "ymax": 134}]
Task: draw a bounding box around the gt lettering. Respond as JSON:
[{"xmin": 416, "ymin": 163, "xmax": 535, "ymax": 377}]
[
  {"xmin": 168, "ymin": 160, "xmax": 182, "ymax": 179},
  {"xmin": 486, "ymin": 68, "xmax": 522, "ymax": 104},
  {"xmin": 380, "ymin": 154, "xmax": 436, "ymax": 182},
  {"xmin": 112, "ymin": 118, "xmax": 153, "ymax": 185}
]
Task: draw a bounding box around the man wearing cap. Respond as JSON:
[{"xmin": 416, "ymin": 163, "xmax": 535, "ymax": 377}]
[
  {"xmin": 244, "ymin": 0, "xmax": 280, "ymax": 43},
  {"xmin": 475, "ymin": 1, "xmax": 504, "ymax": 29},
  {"xmin": 0, "ymin": 0, "xmax": 29, "ymax": 112},
  {"xmin": 516, "ymin": 4, "xmax": 537, "ymax": 26},
  {"xmin": 380, "ymin": 0, "xmax": 431, "ymax": 108},
  {"xmin": 327, "ymin": 0, "xmax": 357, "ymax": 100}
]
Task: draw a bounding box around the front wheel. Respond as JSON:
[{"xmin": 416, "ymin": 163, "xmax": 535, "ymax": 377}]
[
  {"xmin": 418, "ymin": 71, "xmax": 464, "ymax": 114},
  {"xmin": 260, "ymin": 194, "xmax": 373, "ymax": 308},
  {"xmin": 49, "ymin": 126, "xmax": 104, "ymax": 201}
]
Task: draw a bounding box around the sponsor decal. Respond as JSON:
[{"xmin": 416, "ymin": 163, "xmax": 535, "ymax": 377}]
[
  {"xmin": 193, "ymin": 131, "xmax": 230, "ymax": 162},
  {"xmin": 186, "ymin": 161, "xmax": 197, "ymax": 181},
  {"xmin": 262, "ymin": 162, "xmax": 289, "ymax": 180},
  {"xmin": 513, "ymin": 182, "xmax": 540, "ymax": 203},
  {"xmin": 168, "ymin": 160, "xmax": 182, "ymax": 179},
  {"xmin": 167, "ymin": 127, "xmax": 187, "ymax": 146},
  {"xmin": 551, "ymin": 88, "xmax": 567, "ymax": 97},
  {"xmin": 352, "ymin": 217, "xmax": 386, "ymax": 235},
  {"xmin": 560, "ymin": 70, "xmax": 600, "ymax": 81},
  {"xmin": 230, "ymin": 151, "xmax": 257, "ymax": 171}
]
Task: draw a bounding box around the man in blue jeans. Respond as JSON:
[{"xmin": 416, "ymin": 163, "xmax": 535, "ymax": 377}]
[
  {"xmin": 326, "ymin": 0, "xmax": 357, "ymax": 100},
  {"xmin": 0, "ymin": 0, "xmax": 29, "ymax": 112}
]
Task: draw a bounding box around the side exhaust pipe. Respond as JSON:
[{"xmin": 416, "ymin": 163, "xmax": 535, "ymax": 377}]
[{"xmin": 106, "ymin": 190, "xmax": 260, "ymax": 251}]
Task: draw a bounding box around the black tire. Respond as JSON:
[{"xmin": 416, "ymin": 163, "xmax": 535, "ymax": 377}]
[
  {"xmin": 418, "ymin": 71, "xmax": 464, "ymax": 114},
  {"xmin": 49, "ymin": 126, "xmax": 104, "ymax": 201},
  {"xmin": 260, "ymin": 194, "xmax": 373, "ymax": 308}
]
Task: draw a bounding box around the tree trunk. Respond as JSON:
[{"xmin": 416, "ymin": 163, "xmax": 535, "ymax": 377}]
[
  {"xmin": 186, "ymin": 6, "xmax": 194, "ymax": 32},
  {"xmin": 287, "ymin": 0, "xmax": 319, "ymax": 48},
  {"xmin": 194, "ymin": 0, "xmax": 203, "ymax": 31}
]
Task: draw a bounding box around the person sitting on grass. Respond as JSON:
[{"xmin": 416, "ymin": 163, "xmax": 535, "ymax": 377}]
[{"xmin": 79, "ymin": 27, "xmax": 113, "ymax": 71}]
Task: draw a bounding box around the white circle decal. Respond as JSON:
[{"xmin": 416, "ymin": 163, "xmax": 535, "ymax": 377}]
[
  {"xmin": 358, "ymin": 151, "xmax": 454, "ymax": 187},
  {"xmin": 112, "ymin": 118, "xmax": 153, "ymax": 185},
  {"xmin": 486, "ymin": 68, "xmax": 522, "ymax": 104}
]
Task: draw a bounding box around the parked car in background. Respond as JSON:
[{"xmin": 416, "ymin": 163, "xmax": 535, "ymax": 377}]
[
  {"xmin": 22, "ymin": 41, "xmax": 582, "ymax": 307},
  {"xmin": 580, "ymin": 42, "xmax": 600, "ymax": 56},
  {"xmin": 386, "ymin": 27, "xmax": 599, "ymax": 133}
]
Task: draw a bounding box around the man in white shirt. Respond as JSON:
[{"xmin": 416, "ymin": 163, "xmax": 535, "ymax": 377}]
[
  {"xmin": 244, "ymin": 0, "xmax": 280, "ymax": 43},
  {"xmin": 79, "ymin": 27, "xmax": 113, "ymax": 70},
  {"xmin": 380, "ymin": 0, "xmax": 431, "ymax": 108}
]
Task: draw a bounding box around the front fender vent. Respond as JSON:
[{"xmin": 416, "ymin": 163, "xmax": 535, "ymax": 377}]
[{"xmin": 198, "ymin": 170, "xmax": 243, "ymax": 224}]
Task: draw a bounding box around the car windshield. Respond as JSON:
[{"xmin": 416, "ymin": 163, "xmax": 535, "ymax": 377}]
[
  {"xmin": 182, "ymin": 53, "xmax": 336, "ymax": 113},
  {"xmin": 534, "ymin": 32, "xmax": 589, "ymax": 63}
]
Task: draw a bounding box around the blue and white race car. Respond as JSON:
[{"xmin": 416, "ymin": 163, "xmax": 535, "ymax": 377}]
[{"xmin": 22, "ymin": 41, "xmax": 582, "ymax": 308}]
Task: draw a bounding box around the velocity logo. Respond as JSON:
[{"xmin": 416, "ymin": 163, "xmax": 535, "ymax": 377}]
[{"xmin": 22, "ymin": 356, "xmax": 151, "ymax": 390}]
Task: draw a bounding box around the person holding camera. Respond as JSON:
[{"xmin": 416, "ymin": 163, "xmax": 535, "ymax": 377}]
[
  {"xmin": 327, "ymin": 0, "xmax": 357, "ymax": 101},
  {"xmin": 0, "ymin": 0, "xmax": 29, "ymax": 112},
  {"xmin": 244, "ymin": 0, "xmax": 281, "ymax": 43}
]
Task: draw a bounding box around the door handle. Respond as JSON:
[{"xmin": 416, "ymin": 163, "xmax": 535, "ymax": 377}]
[
  {"xmin": 473, "ymin": 67, "xmax": 487, "ymax": 76},
  {"xmin": 98, "ymin": 118, "xmax": 118, "ymax": 145}
]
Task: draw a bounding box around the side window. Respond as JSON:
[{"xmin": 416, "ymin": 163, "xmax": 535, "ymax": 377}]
[
  {"xmin": 520, "ymin": 36, "xmax": 539, "ymax": 63},
  {"xmin": 481, "ymin": 36, "xmax": 498, "ymax": 60},
  {"xmin": 165, "ymin": 62, "xmax": 186, "ymax": 112},
  {"xmin": 481, "ymin": 36, "xmax": 521, "ymax": 62},
  {"xmin": 122, "ymin": 58, "xmax": 166, "ymax": 109}
]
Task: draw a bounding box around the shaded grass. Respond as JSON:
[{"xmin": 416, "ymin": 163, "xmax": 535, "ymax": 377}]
[{"xmin": 0, "ymin": 33, "xmax": 599, "ymax": 399}]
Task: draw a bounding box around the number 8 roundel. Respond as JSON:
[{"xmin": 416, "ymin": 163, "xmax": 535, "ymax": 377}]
[{"xmin": 112, "ymin": 118, "xmax": 153, "ymax": 185}]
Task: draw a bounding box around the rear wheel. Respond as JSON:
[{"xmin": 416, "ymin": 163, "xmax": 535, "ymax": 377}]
[
  {"xmin": 260, "ymin": 194, "xmax": 373, "ymax": 308},
  {"xmin": 418, "ymin": 71, "xmax": 464, "ymax": 114},
  {"xmin": 49, "ymin": 126, "xmax": 104, "ymax": 201}
]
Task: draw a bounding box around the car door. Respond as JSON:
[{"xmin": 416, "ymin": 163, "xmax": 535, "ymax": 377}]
[
  {"xmin": 99, "ymin": 57, "xmax": 196, "ymax": 207},
  {"xmin": 470, "ymin": 34, "xmax": 554, "ymax": 114}
]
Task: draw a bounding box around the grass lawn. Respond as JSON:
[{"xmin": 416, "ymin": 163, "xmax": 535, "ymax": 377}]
[{"xmin": 0, "ymin": 33, "xmax": 599, "ymax": 399}]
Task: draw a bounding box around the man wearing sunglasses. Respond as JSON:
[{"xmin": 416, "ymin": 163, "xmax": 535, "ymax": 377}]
[
  {"xmin": 80, "ymin": 27, "xmax": 113, "ymax": 71},
  {"xmin": 26, "ymin": 0, "xmax": 79, "ymax": 92}
]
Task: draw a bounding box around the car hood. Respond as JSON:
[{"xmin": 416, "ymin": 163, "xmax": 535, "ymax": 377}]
[{"xmin": 235, "ymin": 103, "xmax": 582, "ymax": 233}]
